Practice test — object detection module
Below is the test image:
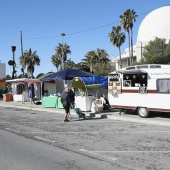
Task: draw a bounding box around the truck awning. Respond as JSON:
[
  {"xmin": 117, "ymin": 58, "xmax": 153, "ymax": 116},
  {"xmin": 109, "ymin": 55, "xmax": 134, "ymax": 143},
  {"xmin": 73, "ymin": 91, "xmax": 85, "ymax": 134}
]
[{"xmin": 116, "ymin": 69, "xmax": 146, "ymax": 74}]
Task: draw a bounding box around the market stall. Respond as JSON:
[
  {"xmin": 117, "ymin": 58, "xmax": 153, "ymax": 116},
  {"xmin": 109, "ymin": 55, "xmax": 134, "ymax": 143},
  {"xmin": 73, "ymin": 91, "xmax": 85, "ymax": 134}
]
[
  {"xmin": 42, "ymin": 96, "xmax": 58, "ymax": 108},
  {"xmin": 6, "ymin": 78, "xmax": 40, "ymax": 102},
  {"xmin": 72, "ymin": 76, "xmax": 108, "ymax": 111},
  {"xmin": 40, "ymin": 68, "xmax": 95, "ymax": 109}
]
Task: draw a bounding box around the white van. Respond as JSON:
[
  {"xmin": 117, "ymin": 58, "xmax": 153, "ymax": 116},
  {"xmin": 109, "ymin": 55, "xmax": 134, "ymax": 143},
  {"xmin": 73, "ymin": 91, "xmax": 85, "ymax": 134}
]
[{"xmin": 108, "ymin": 64, "xmax": 170, "ymax": 118}]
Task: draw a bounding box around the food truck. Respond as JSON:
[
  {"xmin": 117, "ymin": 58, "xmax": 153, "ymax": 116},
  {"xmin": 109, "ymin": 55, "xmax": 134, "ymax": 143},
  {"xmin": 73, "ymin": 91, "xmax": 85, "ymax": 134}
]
[{"xmin": 108, "ymin": 64, "xmax": 170, "ymax": 118}]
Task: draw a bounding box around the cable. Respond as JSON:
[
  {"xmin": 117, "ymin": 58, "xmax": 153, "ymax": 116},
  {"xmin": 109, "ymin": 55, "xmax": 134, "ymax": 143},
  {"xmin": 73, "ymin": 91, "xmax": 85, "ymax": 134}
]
[{"xmin": 24, "ymin": 4, "xmax": 170, "ymax": 40}]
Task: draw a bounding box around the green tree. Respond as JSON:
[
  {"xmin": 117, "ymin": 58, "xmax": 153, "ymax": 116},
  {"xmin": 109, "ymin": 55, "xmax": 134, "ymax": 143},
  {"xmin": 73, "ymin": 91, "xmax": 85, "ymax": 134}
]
[
  {"xmin": 143, "ymin": 37, "xmax": 170, "ymax": 64},
  {"xmin": 94, "ymin": 62, "xmax": 113, "ymax": 76},
  {"xmin": 82, "ymin": 50, "xmax": 97, "ymax": 73},
  {"xmin": 120, "ymin": 9, "xmax": 138, "ymax": 65},
  {"xmin": 21, "ymin": 48, "xmax": 40, "ymax": 78},
  {"xmin": 96, "ymin": 48, "xmax": 110, "ymax": 66},
  {"xmin": 109, "ymin": 25, "xmax": 125, "ymax": 68},
  {"xmin": 65, "ymin": 58, "xmax": 75, "ymax": 69},
  {"xmin": 74, "ymin": 62, "xmax": 90, "ymax": 72},
  {"xmin": 82, "ymin": 49, "xmax": 110, "ymax": 75},
  {"xmin": 19, "ymin": 54, "xmax": 27, "ymax": 77},
  {"xmin": 55, "ymin": 43, "xmax": 71, "ymax": 70},
  {"xmin": 51, "ymin": 55, "xmax": 61, "ymax": 71}
]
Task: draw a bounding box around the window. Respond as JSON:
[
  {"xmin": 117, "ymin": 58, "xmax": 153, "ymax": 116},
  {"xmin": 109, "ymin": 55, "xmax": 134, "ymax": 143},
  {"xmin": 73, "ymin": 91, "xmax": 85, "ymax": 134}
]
[
  {"xmin": 126, "ymin": 67, "xmax": 136, "ymax": 70},
  {"xmin": 157, "ymin": 79, "xmax": 170, "ymax": 93},
  {"xmin": 136, "ymin": 65, "xmax": 148, "ymax": 69},
  {"xmin": 123, "ymin": 73, "xmax": 147, "ymax": 87},
  {"xmin": 150, "ymin": 65, "xmax": 161, "ymax": 68}
]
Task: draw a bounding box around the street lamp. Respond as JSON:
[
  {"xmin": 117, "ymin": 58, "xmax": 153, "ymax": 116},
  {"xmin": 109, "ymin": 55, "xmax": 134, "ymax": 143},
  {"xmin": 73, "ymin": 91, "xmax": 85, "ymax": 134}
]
[
  {"xmin": 11, "ymin": 46, "xmax": 16, "ymax": 79},
  {"xmin": 61, "ymin": 33, "xmax": 65, "ymax": 70}
]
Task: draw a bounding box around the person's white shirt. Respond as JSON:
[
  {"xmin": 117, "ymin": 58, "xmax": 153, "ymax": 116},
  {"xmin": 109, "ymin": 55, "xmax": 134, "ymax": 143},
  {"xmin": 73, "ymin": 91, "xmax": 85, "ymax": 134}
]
[
  {"xmin": 91, "ymin": 100, "xmax": 98, "ymax": 113},
  {"xmin": 100, "ymin": 96, "xmax": 106, "ymax": 104}
]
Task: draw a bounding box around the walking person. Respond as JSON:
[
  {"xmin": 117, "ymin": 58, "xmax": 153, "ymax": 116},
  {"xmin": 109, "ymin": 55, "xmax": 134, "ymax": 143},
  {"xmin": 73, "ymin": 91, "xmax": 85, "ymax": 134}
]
[
  {"xmin": 28, "ymin": 84, "xmax": 35, "ymax": 104},
  {"xmin": 61, "ymin": 87, "xmax": 72, "ymax": 122},
  {"xmin": 68, "ymin": 88, "xmax": 75, "ymax": 119}
]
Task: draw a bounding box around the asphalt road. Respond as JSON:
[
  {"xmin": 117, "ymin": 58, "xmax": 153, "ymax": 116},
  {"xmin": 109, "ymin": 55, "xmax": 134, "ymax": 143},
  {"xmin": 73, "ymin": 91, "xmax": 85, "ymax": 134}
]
[{"xmin": 0, "ymin": 106, "xmax": 170, "ymax": 170}]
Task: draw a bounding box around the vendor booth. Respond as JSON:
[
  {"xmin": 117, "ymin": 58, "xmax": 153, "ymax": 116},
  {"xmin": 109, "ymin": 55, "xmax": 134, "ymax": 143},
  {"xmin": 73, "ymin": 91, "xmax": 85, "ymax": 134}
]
[
  {"xmin": 72, "ymin": 76, "xmax": 108, "ymax": 111},
  {"xmin": 6, "ymin": 78, "xmax": 40, "ymax": 102},
  {"xmin": 40, "ymin": 68, "xmax": 95, "ymax": 108}
]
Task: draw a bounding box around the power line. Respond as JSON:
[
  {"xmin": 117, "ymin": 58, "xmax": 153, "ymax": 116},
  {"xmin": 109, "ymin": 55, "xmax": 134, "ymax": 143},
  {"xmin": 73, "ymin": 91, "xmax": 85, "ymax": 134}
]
[
  {"xmin": 24, "ymin": 21, "xmax": 119, "ymax": 40},
  {"xmin": 24, "ymin": 4, "xmax": 170, "ymax": 40}
]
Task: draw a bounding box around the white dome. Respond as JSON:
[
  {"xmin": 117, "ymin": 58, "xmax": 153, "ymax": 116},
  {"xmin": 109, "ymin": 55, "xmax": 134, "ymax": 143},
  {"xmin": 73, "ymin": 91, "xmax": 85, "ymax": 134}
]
[{"xmin": 137, "ymin": 6, "xmax": 170, "ymax": 42}]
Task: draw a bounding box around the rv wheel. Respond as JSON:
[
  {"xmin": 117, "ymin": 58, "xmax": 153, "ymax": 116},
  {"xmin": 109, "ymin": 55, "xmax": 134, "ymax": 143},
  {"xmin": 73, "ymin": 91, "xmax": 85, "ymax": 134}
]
[{"xmin": 137, "ymin": 107, "xmax": 149, "ymax": 118}]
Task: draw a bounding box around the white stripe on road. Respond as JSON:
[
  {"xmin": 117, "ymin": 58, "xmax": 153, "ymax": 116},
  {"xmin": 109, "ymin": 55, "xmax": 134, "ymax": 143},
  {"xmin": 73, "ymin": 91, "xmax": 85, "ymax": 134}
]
[
  {"xmin": 80, "ymin": 149, "xmax": 117, "ymax": 161},
  {"xmin": 34, "ymin": 136, "xmax": 55, "ymax": 143},
  {"xmin": 5, "ymin": 128, "xmax": 21, "ymax": 134}
]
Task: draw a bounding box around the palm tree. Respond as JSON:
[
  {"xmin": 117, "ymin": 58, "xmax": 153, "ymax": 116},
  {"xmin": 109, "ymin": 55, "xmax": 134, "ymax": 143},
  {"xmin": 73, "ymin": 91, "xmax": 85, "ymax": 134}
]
[
  {"xmin": 74, "ymin": 62, "xmax": 90, "ymax": 72},
  {"xmin": 51, "ymin": 55, "xmax": 61, "ymax": 71},
  {"xmin": 129, "ymin": 9, "xmax": 138, "ymax": 63},
  {"xmin": 120, "ymin": 9, "xmax": 138, "ymax": 65},
  {"xmin": 22, "ymin": 48, "xmax": 40, "ymax": 78},
  {"xmin": 82, "ymin": 50, "xmax": 97, "ymax": 73},
  {"xmin": 95, "ymin": 48, "xmax": 110, "ymax": 66},
  {"xmin": 65, "ymin": 58, "xmax": 75, "ymax": 69},
  {"xmin": 19, "ymin": 55, "xmax": 27, "ymax": 77},
  {"xmin": 82, "ymin": 49, "xmax": 110, "ymax": 74},
  {"xmin": 55, "ymin": 43, "xmax": 71, "ymax": 70},
  {"xmin": 109, "ymin": 25, "xmax": 125, "ymax": 68}
]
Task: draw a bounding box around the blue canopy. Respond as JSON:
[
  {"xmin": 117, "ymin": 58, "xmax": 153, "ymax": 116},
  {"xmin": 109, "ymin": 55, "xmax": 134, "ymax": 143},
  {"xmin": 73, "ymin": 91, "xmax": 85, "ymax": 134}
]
[
  {"xmin": 72, "ymin": 76, "xmax": 108, "ymax": 91},
  {"xmin": 40, "ymin": 68, "xmax": 95, "ymax": 81},
  {"xmin": 80, "ymin": 76, "xmax": 108, "ymax": 89}
]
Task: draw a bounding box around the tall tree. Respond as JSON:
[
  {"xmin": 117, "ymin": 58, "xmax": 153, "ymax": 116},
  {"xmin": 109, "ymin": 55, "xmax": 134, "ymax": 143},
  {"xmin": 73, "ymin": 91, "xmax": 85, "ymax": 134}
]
[
  {"xmin": 74, "ymin": 62, "xmax": 90, "ymax": 72},
  {"xmin": 120, "ymin": 9, "xmax": 137, "ymax": 65},
  {"xmin": 55, "ymin": 43, "xmax": 71, "ymax": 70},
  {"xmin": 65, "ymin": 58, "xmax": 75, "ymax": 69},
  {"xmin": 82, "ymin": 49, "xmax": 110, "ymax": 74},
  {"xmin": 109, "ymin": 25, "xmax": 125, "ymax": 68},
  {"xmin": 21, "ymin": 48, "xmax": 40, "ymax": 78},
  {"xmin": 82, "ymin": 50, "xmax": 97, "ymax": 73},
  {"xmin": 51, "ymin": 55, "xmax": 61, "ymax": 71},
  {"xmin": 96, "ymin": 48, "xmax": 110, "ymax": 66},
  {"xmin": 19, "ymin": 54, "xmax": 27, "ymax": 77}
]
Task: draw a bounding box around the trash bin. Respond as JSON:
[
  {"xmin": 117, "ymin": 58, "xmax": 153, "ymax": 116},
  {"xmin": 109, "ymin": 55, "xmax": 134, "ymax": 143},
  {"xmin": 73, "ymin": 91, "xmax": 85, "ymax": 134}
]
[{"xmin": 3, "ymin": 94, "xmax": 13, "ymax": 102}]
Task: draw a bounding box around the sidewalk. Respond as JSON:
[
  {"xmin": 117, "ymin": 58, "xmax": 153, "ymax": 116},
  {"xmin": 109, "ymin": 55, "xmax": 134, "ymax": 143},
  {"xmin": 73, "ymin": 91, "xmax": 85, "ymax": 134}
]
[
  {"xmin": 0, "ymin": 100, "xmax": 122, "ymax": 120},
  {"xmin": 0, "ymin": 100, "xmax": 67, "ymax": 114}
]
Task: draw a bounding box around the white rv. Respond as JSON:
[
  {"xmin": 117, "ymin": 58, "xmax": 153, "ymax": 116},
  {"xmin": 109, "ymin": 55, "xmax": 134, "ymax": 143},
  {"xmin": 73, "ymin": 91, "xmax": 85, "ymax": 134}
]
[{"xmin": 108, "ymin": 64, "xmax": 170, "ymax": 118}]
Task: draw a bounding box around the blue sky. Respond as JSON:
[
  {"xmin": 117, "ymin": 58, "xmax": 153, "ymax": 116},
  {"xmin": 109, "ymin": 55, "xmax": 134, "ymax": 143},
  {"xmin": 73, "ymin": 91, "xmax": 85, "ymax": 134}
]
[{"xmin": 0, "ymin": 0, "xmax": 170, "ymax": 77}]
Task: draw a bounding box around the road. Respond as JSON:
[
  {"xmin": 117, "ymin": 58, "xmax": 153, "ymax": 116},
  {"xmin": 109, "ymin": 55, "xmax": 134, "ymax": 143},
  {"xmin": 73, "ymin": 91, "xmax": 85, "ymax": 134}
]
[{"xmin": 0, "ymin": 106, "xmax": 170, "ymax": 170}]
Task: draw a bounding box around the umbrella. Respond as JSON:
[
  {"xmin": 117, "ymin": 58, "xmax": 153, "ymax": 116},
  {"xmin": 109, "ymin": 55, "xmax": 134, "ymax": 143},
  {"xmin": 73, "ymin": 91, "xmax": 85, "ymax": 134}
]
[{"xmin": 40, "ymin": 68, "xmax": 95, "ymax": 81}]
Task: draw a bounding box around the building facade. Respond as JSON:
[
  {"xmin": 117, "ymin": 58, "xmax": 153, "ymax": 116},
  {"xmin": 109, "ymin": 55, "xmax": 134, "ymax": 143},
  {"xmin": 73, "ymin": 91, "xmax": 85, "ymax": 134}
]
[
  {"xmin": 113, "ymin": 6, "xmax": 170, "ymax": 70},
  {"xmin": 0, "ymin": 61, "xmax": 6, "ymax": 79}
]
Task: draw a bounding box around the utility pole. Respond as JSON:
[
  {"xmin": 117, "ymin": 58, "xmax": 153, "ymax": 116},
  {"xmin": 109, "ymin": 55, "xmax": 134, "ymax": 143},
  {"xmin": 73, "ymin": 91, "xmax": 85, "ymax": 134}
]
[
  {"xmin": 61, "ymin": 33, "xmax": 65, "ymax": 70},
  {"xmin": 11, "ymin": 46, "xmax": 16, "ymax": 79},
  {"xmin": 20, "ymin": 31, "xmax": 24, "ymax": 76}
]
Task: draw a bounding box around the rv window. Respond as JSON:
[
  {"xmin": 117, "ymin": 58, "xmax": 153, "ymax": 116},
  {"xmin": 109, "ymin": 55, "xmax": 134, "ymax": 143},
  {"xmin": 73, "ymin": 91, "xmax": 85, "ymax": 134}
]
[
  {"xmin": 123, "ymin": 73, "xmax": 147, "ymax": 87},
  {"xmin": 150, "ymin": 65, "xmax": 161, "ymax": 68},
  {"xmin": 157, "ymin": 79, "xmax": 170, "ymax": 93},
  {"xmin": 124, "ymin": 80, "xmax": 131, "ymax": 87},
  {"xmin": 126, "ymin": 67, "xmax": 136, "ymax": 70},
  {"xmin": 136, "ymin": 65, "xmax": 148, "ymax": 69}
]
